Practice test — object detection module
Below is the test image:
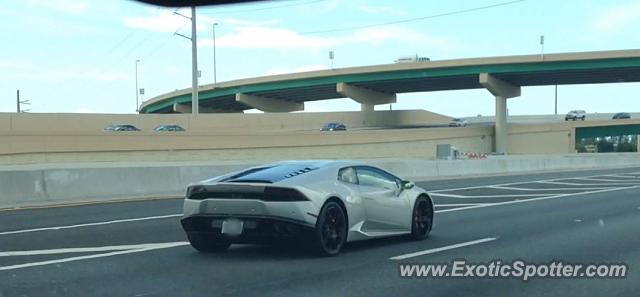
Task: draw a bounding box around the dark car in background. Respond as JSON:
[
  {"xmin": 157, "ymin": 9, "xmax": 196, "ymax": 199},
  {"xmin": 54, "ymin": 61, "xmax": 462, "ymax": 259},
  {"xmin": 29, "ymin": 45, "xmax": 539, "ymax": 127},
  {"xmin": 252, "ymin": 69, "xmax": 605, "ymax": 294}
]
[
  {"xmin": 321, "ymin": 122, "xmax": 347, "ymax": 131},
  {"xmin": 154, "ymin": 125, "xmax": 186, "ymax": 132},
  {"xmin": 612, "ymin": 113, "xmax": 631, "ymax": 120},
  {"xmin": 103, "ymin": 124, "xmax": 141, "ymax": 132}
]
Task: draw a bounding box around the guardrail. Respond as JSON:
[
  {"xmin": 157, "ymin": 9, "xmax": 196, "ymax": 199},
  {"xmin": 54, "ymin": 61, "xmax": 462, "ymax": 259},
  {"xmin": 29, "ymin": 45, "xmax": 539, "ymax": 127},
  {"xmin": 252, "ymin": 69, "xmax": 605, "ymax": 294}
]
[{"xmin": 1, "ymin": 153, "xmax": 639, "ymax": 209}]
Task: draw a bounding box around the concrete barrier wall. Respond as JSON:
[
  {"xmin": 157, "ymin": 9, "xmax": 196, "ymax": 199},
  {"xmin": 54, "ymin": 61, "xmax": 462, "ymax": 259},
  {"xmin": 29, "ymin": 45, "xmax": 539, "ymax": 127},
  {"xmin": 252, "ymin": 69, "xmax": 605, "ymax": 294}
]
[
  {"xmin": 0, "ymin": 110, "xmax": 451, "ymax": 133},
  {"xmin": 2, "ymin": 153, "xmax": 639, "ymax": 209},
  {"xmin": 0, "ymin": 126, "xmax": 495, "ymax": 164}
]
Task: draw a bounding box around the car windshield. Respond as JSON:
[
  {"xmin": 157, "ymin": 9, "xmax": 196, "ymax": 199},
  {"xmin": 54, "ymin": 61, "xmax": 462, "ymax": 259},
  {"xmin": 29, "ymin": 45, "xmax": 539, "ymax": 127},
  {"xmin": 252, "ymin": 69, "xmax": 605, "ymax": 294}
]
[{"xmin": 3, "ymin": 1, "xmax": 640, "ymax": 296}]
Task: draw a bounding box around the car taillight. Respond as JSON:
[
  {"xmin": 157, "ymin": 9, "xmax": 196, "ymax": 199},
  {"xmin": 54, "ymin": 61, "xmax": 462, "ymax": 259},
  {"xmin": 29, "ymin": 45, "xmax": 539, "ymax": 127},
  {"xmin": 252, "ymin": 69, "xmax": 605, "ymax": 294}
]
[{"xmin": 263, "ymin": 187, "xmax": 309, "ymax": 202}]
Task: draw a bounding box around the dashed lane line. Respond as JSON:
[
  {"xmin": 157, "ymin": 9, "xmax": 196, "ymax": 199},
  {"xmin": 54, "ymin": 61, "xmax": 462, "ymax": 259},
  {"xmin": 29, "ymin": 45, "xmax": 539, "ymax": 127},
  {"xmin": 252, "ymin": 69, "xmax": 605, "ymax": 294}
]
[
  {"xmin": 487, "ymin": 185, "xmax": 610, "ymax": 191},
  {"xmin": 0, "ymin": 214, "xmax": 182, "ymax": 236},
  {"xmin": 389, "ymin": 237, "xmax": 498, "ymax": 260},
  {"xmin": 0, "ymin": 242, "xmax": 189, "ymax": 271},
  {"xmin": 435, "ymin": 185, "xmax": 640, "ymax": 214}
]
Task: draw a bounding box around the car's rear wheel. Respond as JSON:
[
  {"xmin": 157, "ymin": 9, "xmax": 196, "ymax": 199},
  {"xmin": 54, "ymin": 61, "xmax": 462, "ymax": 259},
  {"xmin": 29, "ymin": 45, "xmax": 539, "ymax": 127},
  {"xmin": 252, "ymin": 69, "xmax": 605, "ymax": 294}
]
[
  {"xmin": 311, "ymin": 201, "xmax": 347, "ymax": 256},
  {"xmin": 409, "ymin": 196, "xmax": 433, "ymax": 241},
  {"xmin": 187, "ymin": 233, "xmax": 231, "ymax": 252}
]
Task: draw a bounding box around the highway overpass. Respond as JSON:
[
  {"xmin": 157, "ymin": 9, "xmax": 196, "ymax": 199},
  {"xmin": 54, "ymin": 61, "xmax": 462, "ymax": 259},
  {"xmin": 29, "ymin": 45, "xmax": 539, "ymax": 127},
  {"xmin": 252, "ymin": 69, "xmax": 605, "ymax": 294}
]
[{"xmin": 140, "ymin": 49, "xmax": 640, "ymax": 154}]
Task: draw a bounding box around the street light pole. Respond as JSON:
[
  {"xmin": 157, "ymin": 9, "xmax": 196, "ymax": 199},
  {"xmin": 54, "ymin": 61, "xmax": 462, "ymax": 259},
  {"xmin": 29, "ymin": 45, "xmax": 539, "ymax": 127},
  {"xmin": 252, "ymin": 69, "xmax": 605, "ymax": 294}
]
[
  {"xmin": 554, "ymin": 84, "xmax": 558, "ymax": 115},
  {"xmin": 191, "ymin": 6, "xmax": 199, "ymax": 114},
  {"xmin": 213, "ymin": 23, "xmax": 218, "ymax": 84},
  {"xmin": 16, "ymin": 89, "xmax": 31, "ymax": 113},
  {"xmin": 135, "ymin": 59, "xmax": 140, "ymax": 112}
]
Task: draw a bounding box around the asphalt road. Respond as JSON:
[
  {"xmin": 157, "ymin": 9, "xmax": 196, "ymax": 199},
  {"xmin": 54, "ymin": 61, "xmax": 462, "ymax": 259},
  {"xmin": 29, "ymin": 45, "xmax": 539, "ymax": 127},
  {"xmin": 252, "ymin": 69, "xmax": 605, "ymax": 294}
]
[{"xmin": 1, "ymin": 167, "xmax": 640, "ymax": 297}]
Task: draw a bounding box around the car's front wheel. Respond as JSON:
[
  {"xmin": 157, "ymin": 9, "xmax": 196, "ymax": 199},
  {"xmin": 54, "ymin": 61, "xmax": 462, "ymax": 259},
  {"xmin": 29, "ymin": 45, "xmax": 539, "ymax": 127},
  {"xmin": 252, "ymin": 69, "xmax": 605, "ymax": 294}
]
[
  {"xmin": 187, "ymin": 233, "xmax": 231, "ymax": 252},
  {"xmin": 311, "ymin": 201, "xmax": 347, "ymax": 256},
  {"xmin": 409, "ymin": 196, "xmax": 434, "ymax": 241}
]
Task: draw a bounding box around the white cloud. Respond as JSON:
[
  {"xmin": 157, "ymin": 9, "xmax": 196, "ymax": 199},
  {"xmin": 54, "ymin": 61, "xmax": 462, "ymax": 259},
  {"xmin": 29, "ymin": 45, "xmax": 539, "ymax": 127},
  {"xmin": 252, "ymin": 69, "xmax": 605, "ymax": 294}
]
[
  {"xmin": 592, "ymin": 1, "xmax": 640, "ymax": 33},
  {"xmin": 221, "ymin": 18, "xmax": 281, "ymax": 27},
  {"xmin": 356, "ymin": 4, "xmax": 406, "ymax": 16},
  {"xmin": 348, "ymin": 26, "xmax": 451, "ymax": 48},
  {"xmin": 27, "ymin": 0, "xmax": 89, "ymax": 14},
  {"xmin": 0, "ymin": 63, "xmax": 132, "ymax": 82},
  {"xmin": 200, "ymin": 27, "xmax": 336, "ymax": 49},
  {"xmin": 123, "ymin": 10, "xmax": 279, "ymax": 34},
  {"xmin": 265, "ymin": 64, "xmax": 329, "ymax": 76},
  {"xmin": 198, "ymin": 25, "xmax": 450, "ymax": 51},
  {"xmin": 124, "ymin": 10, "xmax": 191, "ymax": 33}
]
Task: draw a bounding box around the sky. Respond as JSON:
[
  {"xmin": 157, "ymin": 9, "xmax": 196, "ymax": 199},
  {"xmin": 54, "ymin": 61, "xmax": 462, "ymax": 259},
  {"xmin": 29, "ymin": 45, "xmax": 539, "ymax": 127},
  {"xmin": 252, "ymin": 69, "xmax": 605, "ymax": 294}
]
[{"xmin": 1, "ymin": 0, "xmax": 640, "ymax": 117}]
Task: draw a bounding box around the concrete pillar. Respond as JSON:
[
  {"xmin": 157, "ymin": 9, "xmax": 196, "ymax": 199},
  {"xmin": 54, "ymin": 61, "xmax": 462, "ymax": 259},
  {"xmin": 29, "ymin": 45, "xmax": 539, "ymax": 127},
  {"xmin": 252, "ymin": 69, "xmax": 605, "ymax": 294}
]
[
  {"xmin": 235, "ymin": 93, "xmax": 303, "ymax": 113},
  {"xmin": 336, "ymin": 83, "xmax": 396, "ymax": 106},
  {"xmin": 495, "ymin": 96, "xmax": 507, "ymax": 154},
  {"xmin": 361, "ymin": 104, "xmax": 374, "ymax": 112},
  {"xmin": 479, "ymin": 73, "xmax": 521, "ymax": 154}
]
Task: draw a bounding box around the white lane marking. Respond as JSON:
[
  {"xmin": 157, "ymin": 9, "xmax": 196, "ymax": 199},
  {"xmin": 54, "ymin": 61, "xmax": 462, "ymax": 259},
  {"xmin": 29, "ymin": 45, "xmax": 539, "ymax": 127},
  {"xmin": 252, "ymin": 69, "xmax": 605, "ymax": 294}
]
[
  {"xmin": 389, "ymin": 237, "xmax": 498, "ymax": 260},
  {"xmin": 427, "ymin": 172, "xmax": 636, "ymax": 193},
  {"xmin": 603, "ymin": 174, "xmax": 639, "ymax": 179},
  {"xmin": 574, "ymin": 177, "xmax": 640, "ymax": 183},
  {"xmin": 430, "ymin": 193, "xmax": 548, "ymax": 198},
  {"xmin": 0, "ymin": 214, "xmax": 182, "ymax": 236},
  {"xmin": 435, "ymin": 185, "xmax": 640, "ymax": 214},
  {"xmin": 488, "ymin": 185, "xmax": 609, "ymax": 191},
  {"xmin": 434, "ymin": 203, "xmax": 494, "ymax": 207},
  {"xmin": 0, "ymin": 242, "xmax": 188, "ymax": 271},
  {"xmin": 0, "ymin": 242, "xmax": 186, "ymax": 257},
  {"xmin": 535, "ymin": 181, "xmax": 638, "ymax": 186}
]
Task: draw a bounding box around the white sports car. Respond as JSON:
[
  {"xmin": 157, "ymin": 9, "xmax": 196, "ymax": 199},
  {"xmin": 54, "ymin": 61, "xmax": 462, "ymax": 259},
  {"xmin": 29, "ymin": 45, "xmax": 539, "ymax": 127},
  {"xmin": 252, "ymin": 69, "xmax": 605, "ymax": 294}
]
[{"xmin": 180, "ymin": 160, "xmax": 434, "ymax": 256}]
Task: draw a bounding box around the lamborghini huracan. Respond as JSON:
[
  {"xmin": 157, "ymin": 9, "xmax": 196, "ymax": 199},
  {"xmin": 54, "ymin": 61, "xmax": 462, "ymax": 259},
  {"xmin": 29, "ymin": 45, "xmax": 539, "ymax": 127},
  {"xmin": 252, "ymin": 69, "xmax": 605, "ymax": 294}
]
[{"xmin": 180, "ymin": 160, "xmax": 434, "ymax": 256}]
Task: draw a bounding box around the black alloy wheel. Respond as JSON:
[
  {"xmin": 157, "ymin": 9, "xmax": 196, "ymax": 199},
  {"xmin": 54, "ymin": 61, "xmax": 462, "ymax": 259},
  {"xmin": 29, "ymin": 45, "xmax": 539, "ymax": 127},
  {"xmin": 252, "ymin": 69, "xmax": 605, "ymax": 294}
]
[
  {"xmin": 409, "ymin": 196, "xmax": 433, "ymax": 241},
  {"xmin": 312, "ymin": 201, "xmax": 347, "ymax": 256}
]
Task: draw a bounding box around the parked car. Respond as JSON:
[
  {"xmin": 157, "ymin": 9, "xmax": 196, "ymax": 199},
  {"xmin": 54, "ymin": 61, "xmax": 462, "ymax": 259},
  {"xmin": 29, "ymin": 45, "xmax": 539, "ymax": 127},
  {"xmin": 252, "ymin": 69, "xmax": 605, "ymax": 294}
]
[
  {"xmin": 612, "ymin": 112, "xmax": 631, "ymax": 120},
  {"xmin": 565, "ymin": 110, "xmax": 586, "ymax": 121},
  {"xmin": 448, "ymin": 118, "xmax": 468, "ymax": 127},
  {"xmin": 103, "ymin": 124, "xmax": 140, "ymax": 132},
  {"xmin": 180, "ymin": 160, "xmax": 434, "ymax": 256},
  {"xmin": 154, "ymin": 125, "xmax": 186, "ymax": 132},
  {"xmin": 321, "ymin": 122, "xmax": 346, "ymax": 131}
]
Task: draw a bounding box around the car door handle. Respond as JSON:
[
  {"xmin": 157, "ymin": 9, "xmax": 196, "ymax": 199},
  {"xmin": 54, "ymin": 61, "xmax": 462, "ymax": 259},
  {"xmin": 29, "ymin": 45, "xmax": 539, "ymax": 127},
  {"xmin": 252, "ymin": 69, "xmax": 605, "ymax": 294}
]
[{"xmin": 363, "ymin": 197, "xmax": 374, "ymax": 200}]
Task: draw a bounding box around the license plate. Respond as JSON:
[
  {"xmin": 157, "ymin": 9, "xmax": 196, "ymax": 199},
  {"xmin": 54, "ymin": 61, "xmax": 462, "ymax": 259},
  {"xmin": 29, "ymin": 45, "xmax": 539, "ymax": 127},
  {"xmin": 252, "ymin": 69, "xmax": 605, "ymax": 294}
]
[{"xmin": 221, "ymin": 218, "xmax": 244, "ymax": 236}]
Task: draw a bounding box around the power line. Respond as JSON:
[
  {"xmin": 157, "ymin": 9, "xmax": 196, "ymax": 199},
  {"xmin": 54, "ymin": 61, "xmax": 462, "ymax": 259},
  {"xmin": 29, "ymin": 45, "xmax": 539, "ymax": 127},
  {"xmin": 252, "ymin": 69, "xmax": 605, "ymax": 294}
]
[
  {"xmin": 200, "ymin": 0, "xmax": 324, "ymax": 15},
  {"xmin": 300, "ymin": 0, "xmax": 528, "ymax": 35}
]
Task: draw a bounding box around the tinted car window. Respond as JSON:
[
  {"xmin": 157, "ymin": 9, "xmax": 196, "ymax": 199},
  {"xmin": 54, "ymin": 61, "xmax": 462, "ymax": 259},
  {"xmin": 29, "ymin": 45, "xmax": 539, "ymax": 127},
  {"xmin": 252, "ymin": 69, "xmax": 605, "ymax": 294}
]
[
  {"xmin": 355, "ymin": 166, "xmax": 398, "ymax": 190},
  {"xmin": 338, "ymin": 167, "xmax": 358, "ymax": 184}
]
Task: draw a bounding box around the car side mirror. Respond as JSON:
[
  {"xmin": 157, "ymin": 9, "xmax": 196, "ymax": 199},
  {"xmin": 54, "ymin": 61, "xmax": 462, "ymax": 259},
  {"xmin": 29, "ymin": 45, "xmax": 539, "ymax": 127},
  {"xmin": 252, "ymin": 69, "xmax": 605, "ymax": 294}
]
[{"xmin": 402, "ymin": 181, "xmax": 415, "ymax": 190}]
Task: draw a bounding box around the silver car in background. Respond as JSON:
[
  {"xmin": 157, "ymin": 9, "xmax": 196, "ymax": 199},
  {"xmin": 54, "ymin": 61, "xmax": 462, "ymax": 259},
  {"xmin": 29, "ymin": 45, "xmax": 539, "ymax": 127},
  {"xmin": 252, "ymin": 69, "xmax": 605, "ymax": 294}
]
[
  {"xmin": 448, "ymin": 118, "xmax": 468, "ymax": 127},
  {"xmin": 565, "ymin": 110, "xmax": 586, "ymax": 121},
  {"xmin": 180, "ymin": 160, "xmax": 434, "ymax": 256}
]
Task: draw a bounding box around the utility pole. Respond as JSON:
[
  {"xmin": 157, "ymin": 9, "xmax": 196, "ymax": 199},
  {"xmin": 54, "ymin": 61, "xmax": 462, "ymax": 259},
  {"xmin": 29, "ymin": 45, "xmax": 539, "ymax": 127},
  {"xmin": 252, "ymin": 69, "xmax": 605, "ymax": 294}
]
[
  {"xmin": 329, "ymin": 51, "xmax": 334, "ymax": 69},
  {"xmin": 554, "ymin": 84, "xmax": 558, "ymax": 115},
  {"xmin": 213, "ymin": 23, "xmax": 218, "ymax": 84},
  {"xmin": 135, "ymin": 59, "xmax": 140, "ymax": 112},
  {"xmin": 16, "ymin": 90, "xmax": 31, "ymax": 113},
  {"xmin": 175, "ymin": 8, "xmax": 199, "ymax": 114},
  {"xmin": 540, "ymin": 35, "xmax": 545, "ymax": 61},
  {"xmin": 191, "ymin": 6, "xmax": 198, "ymax": 114}
]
